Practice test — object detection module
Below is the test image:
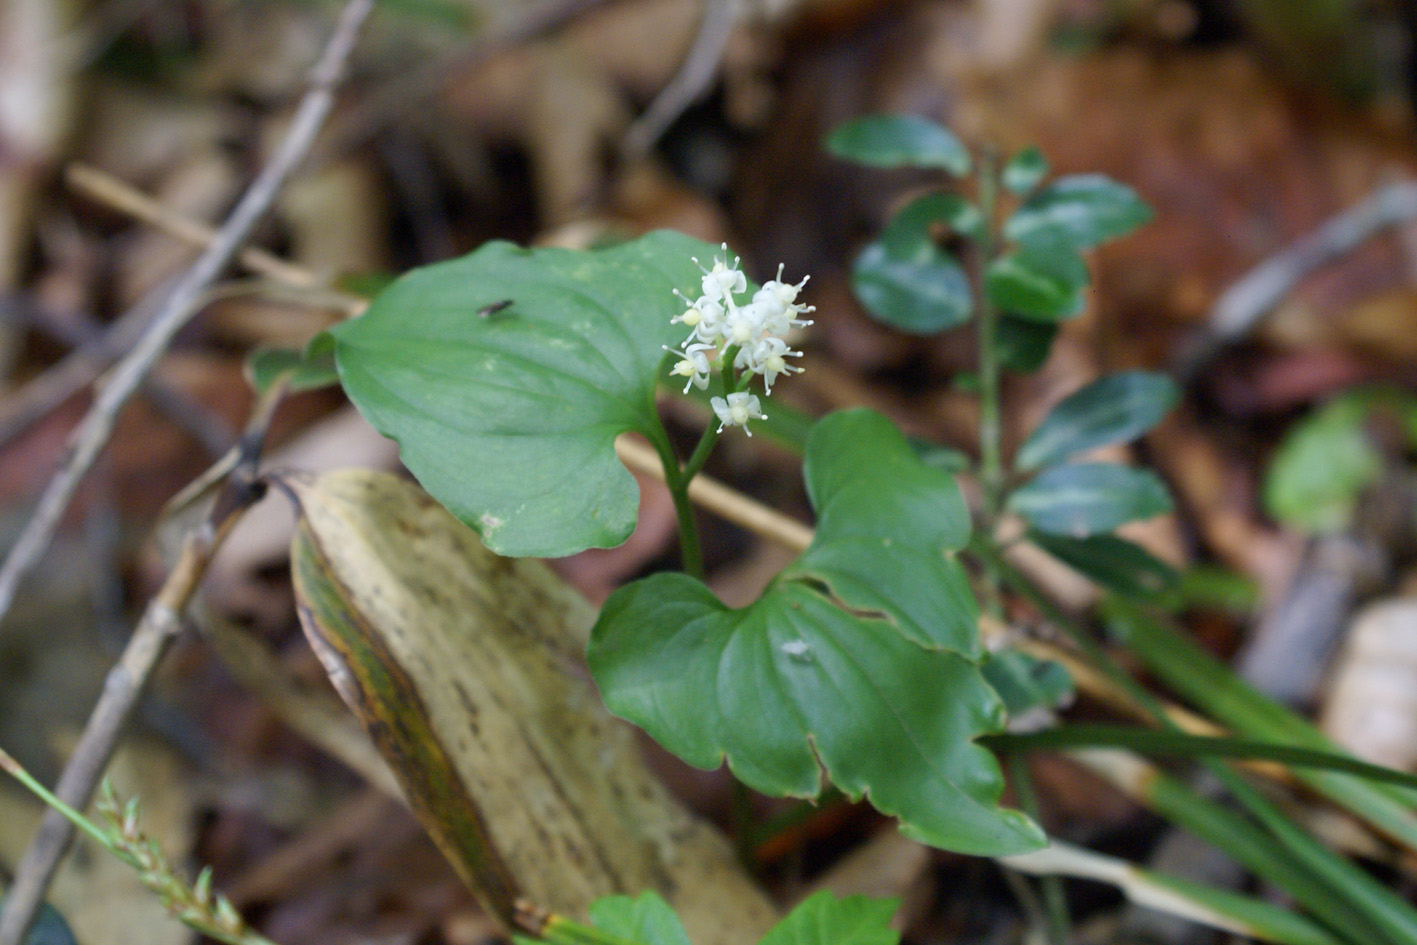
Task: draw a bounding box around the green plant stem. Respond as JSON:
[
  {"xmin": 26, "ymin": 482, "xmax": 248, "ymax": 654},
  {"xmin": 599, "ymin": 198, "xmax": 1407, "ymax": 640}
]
[
  {"xmin": 650, "ymin": 431, "xmax": 704, "ymax": 579},
  {"xmin": 661, "ymin": 352, "xmax": 747, "ymax": 577},
  {"xmin": 972, "ymin": 150, "xmax": 1006, "ymax": 617},
  {"xmin": 0, "ymin": 747, "xmax": 119, "ymax": 863},
  {"xmin": 1007, "ymin": 754, "xmax": 1070, "ymax": 945}
]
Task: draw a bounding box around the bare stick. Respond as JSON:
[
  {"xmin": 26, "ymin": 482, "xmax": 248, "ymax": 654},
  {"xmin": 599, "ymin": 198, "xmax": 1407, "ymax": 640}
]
[
  {"xmin": 0, "ymin": 0, "xmax": 374, "ymax": 628},
  {"xmin": 615, "ymin": 433, "xmax": 814, "ymax": 551},
  {"xmin": 66, "ymin": 163, "xmax": 324, "ymax": 290},
  {"xmin": 0, "ymin": 292, "xmax": 234, "ymax": 454},
  {"xmin": 0, "ymin": 382, "xmax": 288, "ymax": 945},
  {"xmin": 619, "ymin": 0, "xmax": 738, "ymax": 162},
  {"xmin": 1175, "ymin": 180, "xmax": 1417, "ymax": 380}
]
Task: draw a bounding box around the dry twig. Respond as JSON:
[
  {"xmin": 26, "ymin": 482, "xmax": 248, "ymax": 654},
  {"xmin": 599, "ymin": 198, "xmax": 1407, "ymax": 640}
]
[
  {"xmin": 619, "ymin": 0, "xmax": 739, "ymax": 162},
  {"xmin": 0, "ymin": 0, "xmax": 375, "ymax": 628},
  {"xmin": 1175, "ymin": 180, "xmax": 1417, "ymax": 380},
  {"xmin": 0, "ymin": 2, "xmax": 375, "ymax": 939},
  {"xmin": 0, "ymin": 379, "xmax": 289, "ymax": 945}
]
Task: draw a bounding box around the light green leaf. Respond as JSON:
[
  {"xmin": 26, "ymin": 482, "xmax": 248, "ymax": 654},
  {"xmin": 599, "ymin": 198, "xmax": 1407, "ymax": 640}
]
[
  {"xmin": 246, "ymin": 333, "xmax": 339, "ymax": 394},
  {"xmin": 1263, "ymin": 393, "xmax": 1387, "ymax": 534},
  {"xmin": 1015, "ymin": 371, "xmax": 1180, "ymax": 470},
  {"xmin": 851, "ymin": 194, "xmax": 974, "ymax": 334},
  {"xmin": 984, "ymin": 246, "xmax": 1089, "ymax": 322},
  {"xmin": 589, "ymin": 410, "xmax": 1044, "ymax": 856},
  {"xmin": 758, "ymin": 892, "xmax": 900, "ymax": 945},
  {"xmin": 331, "ymin": 231, "xmax": 739, "ymax": 557},
  {"xmin": 589, "ymin": 894, "xmax": 693, "ymax": 945},
  {"xmin": 1008, "ymin": 463, "xmax": 1172, "ymax": 537},
  {"xmin": 825, "ymin": 115, "xmax": 971, "ymax": 176},
  {"xmin": 1002, "ymin": 146, "xmax": 1049, "ymax": 196},
  {"xmin": 1004, "ymin": 174, "xmax": 1152, "ymax": 249}
]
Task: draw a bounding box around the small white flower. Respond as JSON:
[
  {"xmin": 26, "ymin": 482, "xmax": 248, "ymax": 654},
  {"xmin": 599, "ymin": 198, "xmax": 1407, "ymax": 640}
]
[
  {"xmin": 753, "ymin": 269, "xmax": 815, "ymax": 336},
  {"xmin": 710, "ymin": 391, "xmax": 767, "ymax": 435},
  {"xmin": 664, "ymin": 342, "xmax": 716, "ymax": 392},
  {"xmin": 693, "ymin": 244, "xmax": 747, "ymax": 302},
  {"xmin": 672, "ymin": 292, "xmax": 726, "ymax": 346},
  {"xmin": 723, "ymin": 299, "xmax": 768, "ymax": 347},
  {"xmin": 735, "ymin": 335, "xmax": 803, "ymax": 393}
]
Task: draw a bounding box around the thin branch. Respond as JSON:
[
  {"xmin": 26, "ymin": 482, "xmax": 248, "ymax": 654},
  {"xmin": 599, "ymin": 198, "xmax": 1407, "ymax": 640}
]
[
  {"xmin": 0, "ymin": 0, "xmax": 375, "ymax": 628},
  {"xmin": 66, "ymin": 163, "xmax": 324, "ymax": 290},
  {"xmin": 0, "ymin": 291, "xmax": 235, "ymax": 454},
  {"xmin": 619, "ymin": 0, "xmax": 738, "ymax": 163},
  {"xmin": 1175, "ymin": 180, "xmax": 1417, "ymax": 380},
  {"xmin": 0, "ymin": 381, "xmax": 288, "ymax": 945}
]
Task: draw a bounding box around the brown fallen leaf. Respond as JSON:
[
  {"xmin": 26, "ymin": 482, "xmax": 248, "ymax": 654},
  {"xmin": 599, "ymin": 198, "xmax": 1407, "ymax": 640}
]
[{"xmin": 284, "ymin": 469, "xmax": 779, "ymax": 942}]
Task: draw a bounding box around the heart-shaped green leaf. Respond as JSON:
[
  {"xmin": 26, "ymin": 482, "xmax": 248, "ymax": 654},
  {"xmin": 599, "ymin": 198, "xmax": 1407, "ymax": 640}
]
[
  {"xmin": 331, "ymin": 231, "xmax": 741, "ymax": 557},
  {"xmin": 825, "ymin": 115, "xmax": 971, "ymax": 176},
  {"xmin": 589, "ymin": 410, "xmax": 1044, "ymax": 856},
  {"xmin": 1007, "ymin": 463, "xmax": 1172, "ymax": 537},
  {"xmin": 790, "ymin": 410, "xmax": 978, "ymax": 656},
  {"xmin": 1015, "ymin": 371, "xmax": 1180, "ymax": 471},
  {"xmin": 984, "ymin": 246, "xmax": 1088, "ymax": 322},
  {"xmin": 1004, "ymin": 174, "xmax": 1152, "ymax": 249},
  {"xmin": 851, "ymin": 194, "xmax": 974, "ymax": 334}
]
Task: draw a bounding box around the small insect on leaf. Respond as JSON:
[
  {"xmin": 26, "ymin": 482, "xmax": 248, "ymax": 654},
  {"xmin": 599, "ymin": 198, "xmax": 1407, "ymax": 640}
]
[{"xmin": 477, "ymin": 299, "xmax": 515, "ymax": 318}]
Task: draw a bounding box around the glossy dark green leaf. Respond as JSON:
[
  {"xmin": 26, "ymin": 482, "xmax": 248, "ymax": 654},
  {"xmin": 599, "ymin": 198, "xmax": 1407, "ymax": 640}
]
[
  {"xmin": 1029, "ymin": 531, "xmax": 1178, "ymax": 599},
  {"xmin": 757, "ymin": 892, "xmax": 900, "ymax": 945},
  {"xmin": 1004, "ymin": 174, "xmax": 1152, "ymax": 249},
  {"xmin": 981, "ymin": 650, "xmax": 1074, "ymax": 718},
  {"xmin": 589, "ymin": 894, "xmax": 693, "ymax": 945},
  {"xmin": 825, "ymin": 115, "xmax": 971, "ymax": 176},
  {"xmin": 589, "ymin": 410, "xmax": 1044, "ymax": 856},
  {"xmin": 1015, "ymin": 371, "xmax": 1180, "ymax": 471},
  {"xmin": 984, "ymin": 246, "xmax": 1088, "ymax": 322},
  {"xmin": 1007, "ymin": 463, "xmax": 1172, "ymax": 537},
  {"xmin": 331, "ymin": 230, "xmax": 739, "ymax": 557},
  {"xmin": 247, "ymin": 332, "xmax": 340, "ymax": 394},
  {"xmin": 1002, "ymin": 146, "xmax": 1049, "ymax": 195},
  {"xmin": 994, "ymin": 315, "xmax": 1058, "ymax": 373},
  {"xmin": 851, "ymin": 194, "xmax": 973, "ymax": 334}
]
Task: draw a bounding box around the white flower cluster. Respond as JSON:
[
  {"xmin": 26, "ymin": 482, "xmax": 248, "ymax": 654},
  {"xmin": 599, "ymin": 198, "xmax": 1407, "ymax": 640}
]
[{"xmin": 665, "ymin": 245, "xmax": 813, "ymax": 436}]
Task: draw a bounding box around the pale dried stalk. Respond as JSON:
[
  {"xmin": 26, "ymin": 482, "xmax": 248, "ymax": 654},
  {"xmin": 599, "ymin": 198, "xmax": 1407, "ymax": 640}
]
[
  {"xmin": 0, "ymin": 383, "xmax": 288, "ymax": 945},
  {"xmin": 0, "ymin": 3, "xmax": 375, "ymax": 940},
  {"xmin": 0, "ymin": 0, "xmax": 375, "ymax": 628},
  {"xmin": 66, "ymin": 163, "xmax": 324, "ymax": 290}
]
